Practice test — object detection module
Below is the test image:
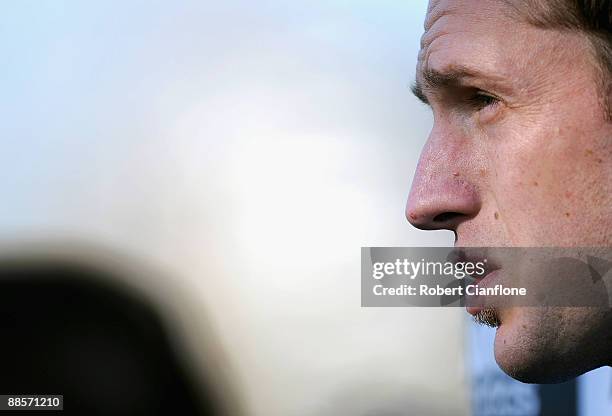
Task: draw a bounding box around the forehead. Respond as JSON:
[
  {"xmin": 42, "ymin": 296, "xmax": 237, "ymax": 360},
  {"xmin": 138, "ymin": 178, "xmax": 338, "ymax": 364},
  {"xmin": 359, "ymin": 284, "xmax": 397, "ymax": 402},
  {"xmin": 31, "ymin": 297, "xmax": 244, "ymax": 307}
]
[{"xmin": 418, "ymin": 0, "xmax": 525, "ymax": 79}]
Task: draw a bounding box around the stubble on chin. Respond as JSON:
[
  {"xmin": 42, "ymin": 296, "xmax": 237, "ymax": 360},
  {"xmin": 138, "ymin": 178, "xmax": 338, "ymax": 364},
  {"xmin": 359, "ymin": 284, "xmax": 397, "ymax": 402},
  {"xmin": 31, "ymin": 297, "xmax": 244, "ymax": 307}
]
[{"xmin": 474, "ymin": 308, "xmax": 501, "ymax": 328}]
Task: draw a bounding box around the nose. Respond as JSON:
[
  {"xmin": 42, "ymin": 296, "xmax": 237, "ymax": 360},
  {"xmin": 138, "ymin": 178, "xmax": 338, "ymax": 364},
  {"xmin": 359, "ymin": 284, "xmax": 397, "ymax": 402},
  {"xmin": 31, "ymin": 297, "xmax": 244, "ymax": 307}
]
[{"xmin": 406, "ymin": 138, "xmax": 481, "ymax": 231}]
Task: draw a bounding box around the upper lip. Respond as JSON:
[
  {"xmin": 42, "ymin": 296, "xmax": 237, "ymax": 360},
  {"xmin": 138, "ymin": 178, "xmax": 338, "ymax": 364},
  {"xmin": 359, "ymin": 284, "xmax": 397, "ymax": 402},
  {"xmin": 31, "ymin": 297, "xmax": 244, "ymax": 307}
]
[{"xmin": 449, "ymin": 247, "xmax": 501, "ymax": 281}]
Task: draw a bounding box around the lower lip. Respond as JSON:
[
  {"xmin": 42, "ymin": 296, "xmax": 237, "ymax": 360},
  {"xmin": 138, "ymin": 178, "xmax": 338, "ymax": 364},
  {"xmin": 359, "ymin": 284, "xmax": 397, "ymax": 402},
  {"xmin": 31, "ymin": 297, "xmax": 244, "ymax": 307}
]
[{"xmin": 466, "ymin": 269, "xmax": 500, "ymax": 316}]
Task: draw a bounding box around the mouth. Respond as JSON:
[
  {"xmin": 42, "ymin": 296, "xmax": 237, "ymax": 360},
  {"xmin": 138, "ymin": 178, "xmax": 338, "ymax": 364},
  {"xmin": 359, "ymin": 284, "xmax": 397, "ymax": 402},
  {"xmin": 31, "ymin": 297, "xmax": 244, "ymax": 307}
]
[
  {"xmin": 465, "ymin": 269, "xmax": 501, "ymax": 316},
  {"xmin": 449, "ymin": 248, "xmax": 501, "ymax": 316}
]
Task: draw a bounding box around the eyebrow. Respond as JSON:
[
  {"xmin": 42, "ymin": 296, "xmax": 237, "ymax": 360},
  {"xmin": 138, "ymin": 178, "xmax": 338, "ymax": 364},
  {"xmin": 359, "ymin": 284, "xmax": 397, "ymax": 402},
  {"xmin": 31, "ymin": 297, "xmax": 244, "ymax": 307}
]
[{"xmin": 411, "ymin": 65, "xmax": 506, "ymax": 105}]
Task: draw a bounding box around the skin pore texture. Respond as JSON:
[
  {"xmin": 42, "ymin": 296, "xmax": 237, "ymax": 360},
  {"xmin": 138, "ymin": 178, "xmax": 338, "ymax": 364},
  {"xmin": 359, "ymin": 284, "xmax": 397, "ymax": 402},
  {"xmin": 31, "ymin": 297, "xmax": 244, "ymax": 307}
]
[{"xmin": 406, "ymin": 0, "xmax": 612, "ymax": 382}]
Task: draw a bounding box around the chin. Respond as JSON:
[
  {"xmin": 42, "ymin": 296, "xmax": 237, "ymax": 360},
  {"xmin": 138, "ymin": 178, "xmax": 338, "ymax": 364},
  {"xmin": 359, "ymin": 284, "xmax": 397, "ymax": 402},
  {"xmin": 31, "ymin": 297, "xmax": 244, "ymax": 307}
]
[{"xmin": 491, "ymin": 307, "xmax": 611, "ymax": 384}]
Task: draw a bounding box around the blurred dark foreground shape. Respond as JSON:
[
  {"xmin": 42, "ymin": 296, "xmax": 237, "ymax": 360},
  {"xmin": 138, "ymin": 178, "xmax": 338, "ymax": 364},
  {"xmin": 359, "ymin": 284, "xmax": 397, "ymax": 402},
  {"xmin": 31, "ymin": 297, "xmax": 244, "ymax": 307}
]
[{"xmin": 0, "ymin": 251, "xmax": 237, "ymax": 416}]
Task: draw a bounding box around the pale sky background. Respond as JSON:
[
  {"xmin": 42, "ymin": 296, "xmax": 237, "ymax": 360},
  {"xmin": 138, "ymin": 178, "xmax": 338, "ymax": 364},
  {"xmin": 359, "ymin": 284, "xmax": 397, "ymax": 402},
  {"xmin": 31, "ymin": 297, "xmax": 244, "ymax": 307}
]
[{"xmin": 0, "ymin": 2, "xmax": 468, "ymax": 415}]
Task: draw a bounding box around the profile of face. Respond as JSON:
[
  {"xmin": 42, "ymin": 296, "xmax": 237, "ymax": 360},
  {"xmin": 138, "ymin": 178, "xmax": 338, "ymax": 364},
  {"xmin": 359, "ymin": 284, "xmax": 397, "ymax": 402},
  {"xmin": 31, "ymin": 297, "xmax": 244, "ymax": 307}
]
[{"xmin": 407, "ymin": 0, "xmax": 612, "ymax": 382}]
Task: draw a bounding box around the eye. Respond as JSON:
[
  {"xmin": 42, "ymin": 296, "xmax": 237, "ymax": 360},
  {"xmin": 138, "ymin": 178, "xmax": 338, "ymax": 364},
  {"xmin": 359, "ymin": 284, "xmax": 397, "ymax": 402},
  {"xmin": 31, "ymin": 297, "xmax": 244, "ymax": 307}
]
[{"xmin": 467, "ymin": 91, "xmax": 500, "ymax": 111}]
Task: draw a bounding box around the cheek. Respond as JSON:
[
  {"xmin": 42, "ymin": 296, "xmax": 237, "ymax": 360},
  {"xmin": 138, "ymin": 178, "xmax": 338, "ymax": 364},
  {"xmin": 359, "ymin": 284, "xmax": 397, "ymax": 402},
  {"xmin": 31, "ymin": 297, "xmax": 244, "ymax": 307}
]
[{"xmin": 486, "ymin": 127, "xmax": 610, "ymax": 245}]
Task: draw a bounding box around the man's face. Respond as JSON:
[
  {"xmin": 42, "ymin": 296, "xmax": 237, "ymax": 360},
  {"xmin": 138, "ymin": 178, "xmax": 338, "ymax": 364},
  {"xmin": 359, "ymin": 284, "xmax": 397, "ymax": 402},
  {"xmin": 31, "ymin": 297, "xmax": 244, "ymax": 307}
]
[{"xmin": 407, "ymin": 0, "xmax": 612, "ymax": 382}]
